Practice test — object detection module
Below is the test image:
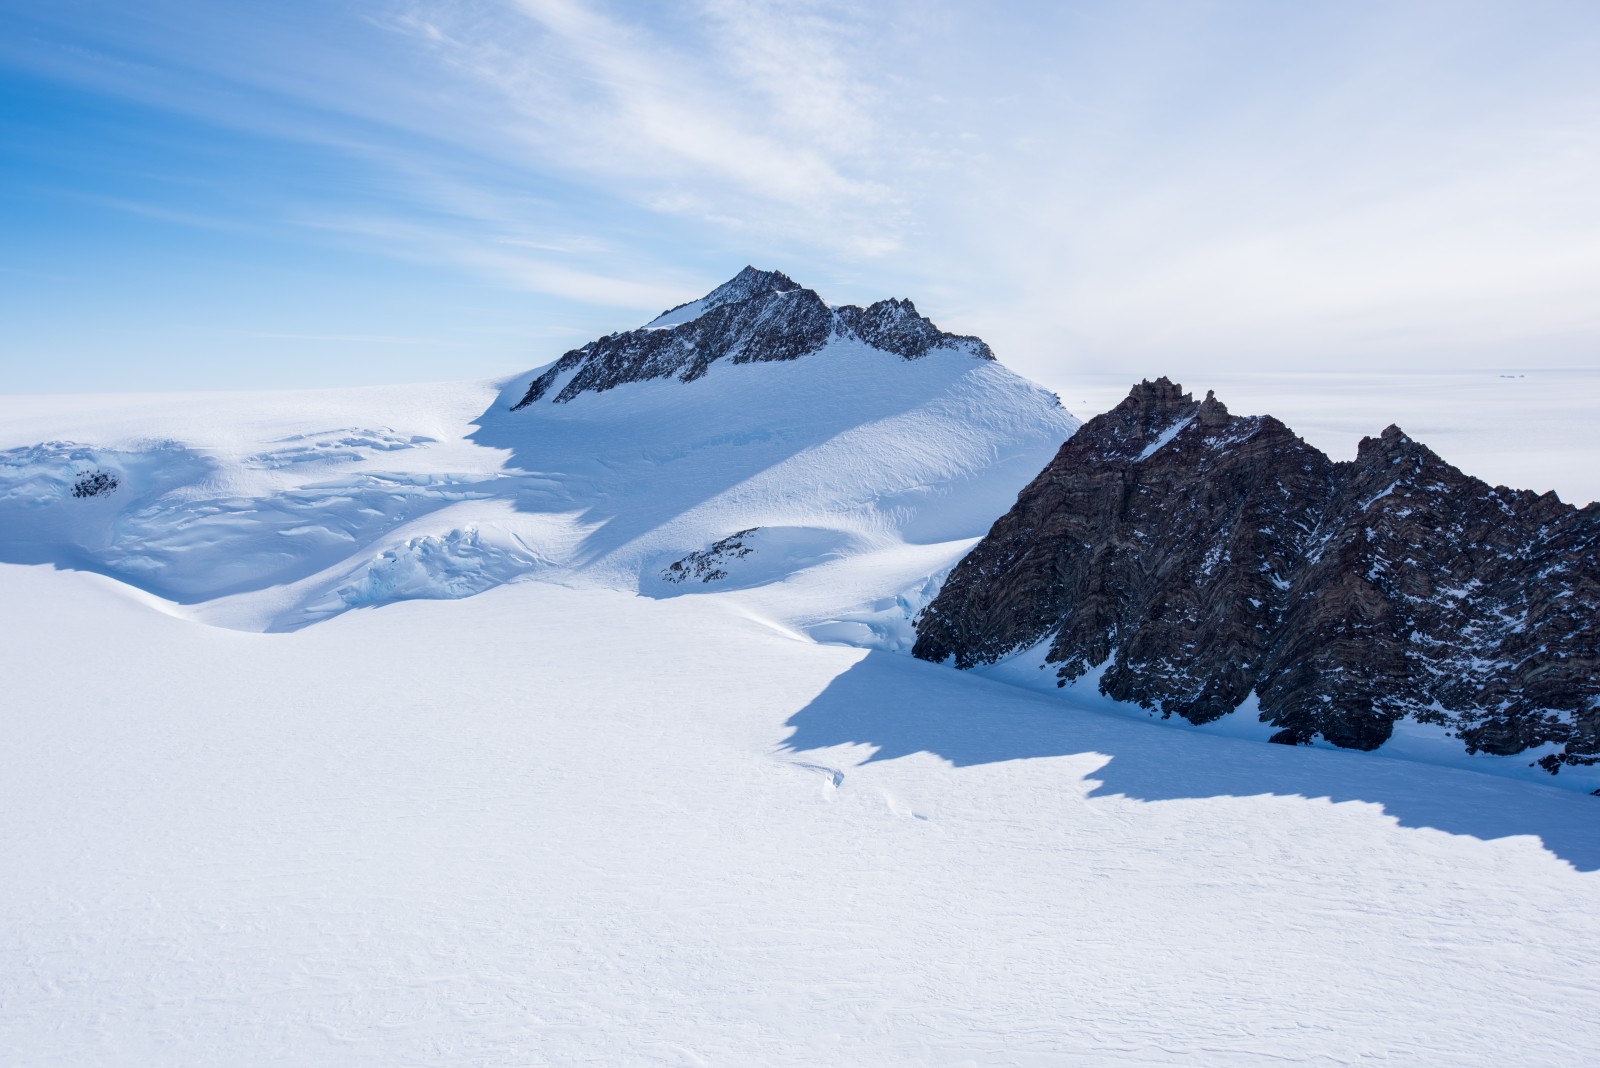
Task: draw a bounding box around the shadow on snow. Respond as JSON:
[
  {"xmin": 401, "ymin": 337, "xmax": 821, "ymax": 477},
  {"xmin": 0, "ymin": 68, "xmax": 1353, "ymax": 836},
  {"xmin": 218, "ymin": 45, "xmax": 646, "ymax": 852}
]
[{"xmin": 782, "ymin": 651, "xmax": 1600, "ymax": 872}]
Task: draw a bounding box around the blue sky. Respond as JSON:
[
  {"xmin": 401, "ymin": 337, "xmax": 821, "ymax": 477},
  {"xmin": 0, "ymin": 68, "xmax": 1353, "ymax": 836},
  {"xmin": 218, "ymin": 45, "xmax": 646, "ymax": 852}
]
[{"xmin": 2, "ymin": 0, "xmax": 1598, "ymax": 393}]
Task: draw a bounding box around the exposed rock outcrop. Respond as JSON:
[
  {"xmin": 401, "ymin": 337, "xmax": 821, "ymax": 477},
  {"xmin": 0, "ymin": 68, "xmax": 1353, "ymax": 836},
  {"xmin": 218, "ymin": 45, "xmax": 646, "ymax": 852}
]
[
  {"xmin": 913, "ymin": 378, "xmax": 1600, "ymax": 773},
  {"xmin": 71, "ymin": 470, "xmax": 118, "ymax": 498},
  {"xmin": 512, "ymin": 266, "xmax": 993, "ymax": 408},
  {"xmin": 662, "ymin": 528, "xmax": 758, "ymax": 584}
]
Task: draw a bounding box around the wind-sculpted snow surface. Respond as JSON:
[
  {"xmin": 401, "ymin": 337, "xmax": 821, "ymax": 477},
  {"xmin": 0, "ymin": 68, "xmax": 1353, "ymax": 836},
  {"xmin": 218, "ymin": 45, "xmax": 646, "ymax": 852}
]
[
  {"xmin": 0, "ymin": 438, "xmax": 214, "ymax": 568},
  {"xmin": 309, "ymin": 528, "xmax": 538, "ymax": 618},
  {"xmin": 5, "ymin": 566, "xmax": 1600, "ymax": 1066},
  {"xmin": 0, "ymin": 434, "xmax": 500, "ymax": 606},
  {"xmin": 248, "ymin": 427, "xmax": 437, "ymax": 467},
  {"xmin": 915, "ymin": 378, "xmax": 1600, "ymax": 785}
]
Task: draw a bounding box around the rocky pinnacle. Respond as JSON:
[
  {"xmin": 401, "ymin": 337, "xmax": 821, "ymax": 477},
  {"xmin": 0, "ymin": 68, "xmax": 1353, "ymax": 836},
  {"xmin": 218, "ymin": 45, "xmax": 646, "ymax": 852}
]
[{"xmin": 913, "ymin": 378, "xmax": 1600, "ymax": 772}]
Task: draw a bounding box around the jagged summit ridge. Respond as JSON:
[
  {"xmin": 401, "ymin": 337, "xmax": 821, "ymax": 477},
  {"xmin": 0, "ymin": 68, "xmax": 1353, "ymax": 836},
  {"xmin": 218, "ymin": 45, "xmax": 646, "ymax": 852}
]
[
  {"xmin": 512, "ymin": 267, "xmax": 995, "ymax": 408},
  {"xmin": 645, "ymin": 266, "xmax": 801, "ymax": 328},
  {"xmin": 914, "ymin": 379, "xmax": 1600, "ymax": 774}
]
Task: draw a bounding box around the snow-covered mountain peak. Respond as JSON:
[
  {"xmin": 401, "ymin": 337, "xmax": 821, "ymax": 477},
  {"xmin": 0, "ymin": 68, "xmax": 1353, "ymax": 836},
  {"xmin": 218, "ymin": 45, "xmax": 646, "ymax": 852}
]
[
  {"xmin": 0, "ymin": 278, "xmax": 1078, "ymax": 633},
  {"xmin": 645, "ymin": 265, "xmax": 802, "ymax": 329},
  {"xmin": 514, "ymin": 269, "xmax": 995, "ymax": 408}
]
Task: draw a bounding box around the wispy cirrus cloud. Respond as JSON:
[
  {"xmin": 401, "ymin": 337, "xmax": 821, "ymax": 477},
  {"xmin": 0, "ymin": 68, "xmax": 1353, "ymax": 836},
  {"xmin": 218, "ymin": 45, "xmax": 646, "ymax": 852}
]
[
  {"xmin": 293, "ymin": 210, "xmax": 705, "ymax": 312},
  {"xmin": 3, "ymin": 0, "xmax": 1599, "ymax": 390},
  {"xmin": 388, "ymin": 0, "xmax": 900, "ymax": 241}
]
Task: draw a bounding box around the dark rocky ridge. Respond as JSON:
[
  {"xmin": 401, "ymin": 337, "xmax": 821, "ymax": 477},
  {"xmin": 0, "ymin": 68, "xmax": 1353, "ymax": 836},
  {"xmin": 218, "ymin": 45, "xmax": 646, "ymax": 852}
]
[
  {"xmin": 512, "ymin": 266, "xmax": 994, "ymax": 408},
  {"xmin": 913, "ymin": 378, "xmax": 1600, "ymax": 774}
]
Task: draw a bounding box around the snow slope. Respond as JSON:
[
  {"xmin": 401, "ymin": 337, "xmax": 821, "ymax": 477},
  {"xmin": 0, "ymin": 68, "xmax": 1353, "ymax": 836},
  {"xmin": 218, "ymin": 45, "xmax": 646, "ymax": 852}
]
[
  {"xmin": 3, "ymin": 563, "xmax": 1597, "ymax": 1066},
  {"xmin": 2, "ymin": 335, "xmax": 1594, "ymax": 791},
  {"xmin": 0, "ymin": 341, "xmax": 1077, "ymax": 632}
]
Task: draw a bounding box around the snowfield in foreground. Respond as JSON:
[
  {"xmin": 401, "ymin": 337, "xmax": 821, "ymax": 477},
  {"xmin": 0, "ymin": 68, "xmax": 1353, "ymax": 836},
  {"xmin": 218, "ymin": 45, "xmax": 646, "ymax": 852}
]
[
  {"xmin": 4, "ymin": 565, "xmax": 1599, "ymax": 1067},
  {"xmin": 2, "ymin": 354, "xmax": 1598, "ymax": 1065}
]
